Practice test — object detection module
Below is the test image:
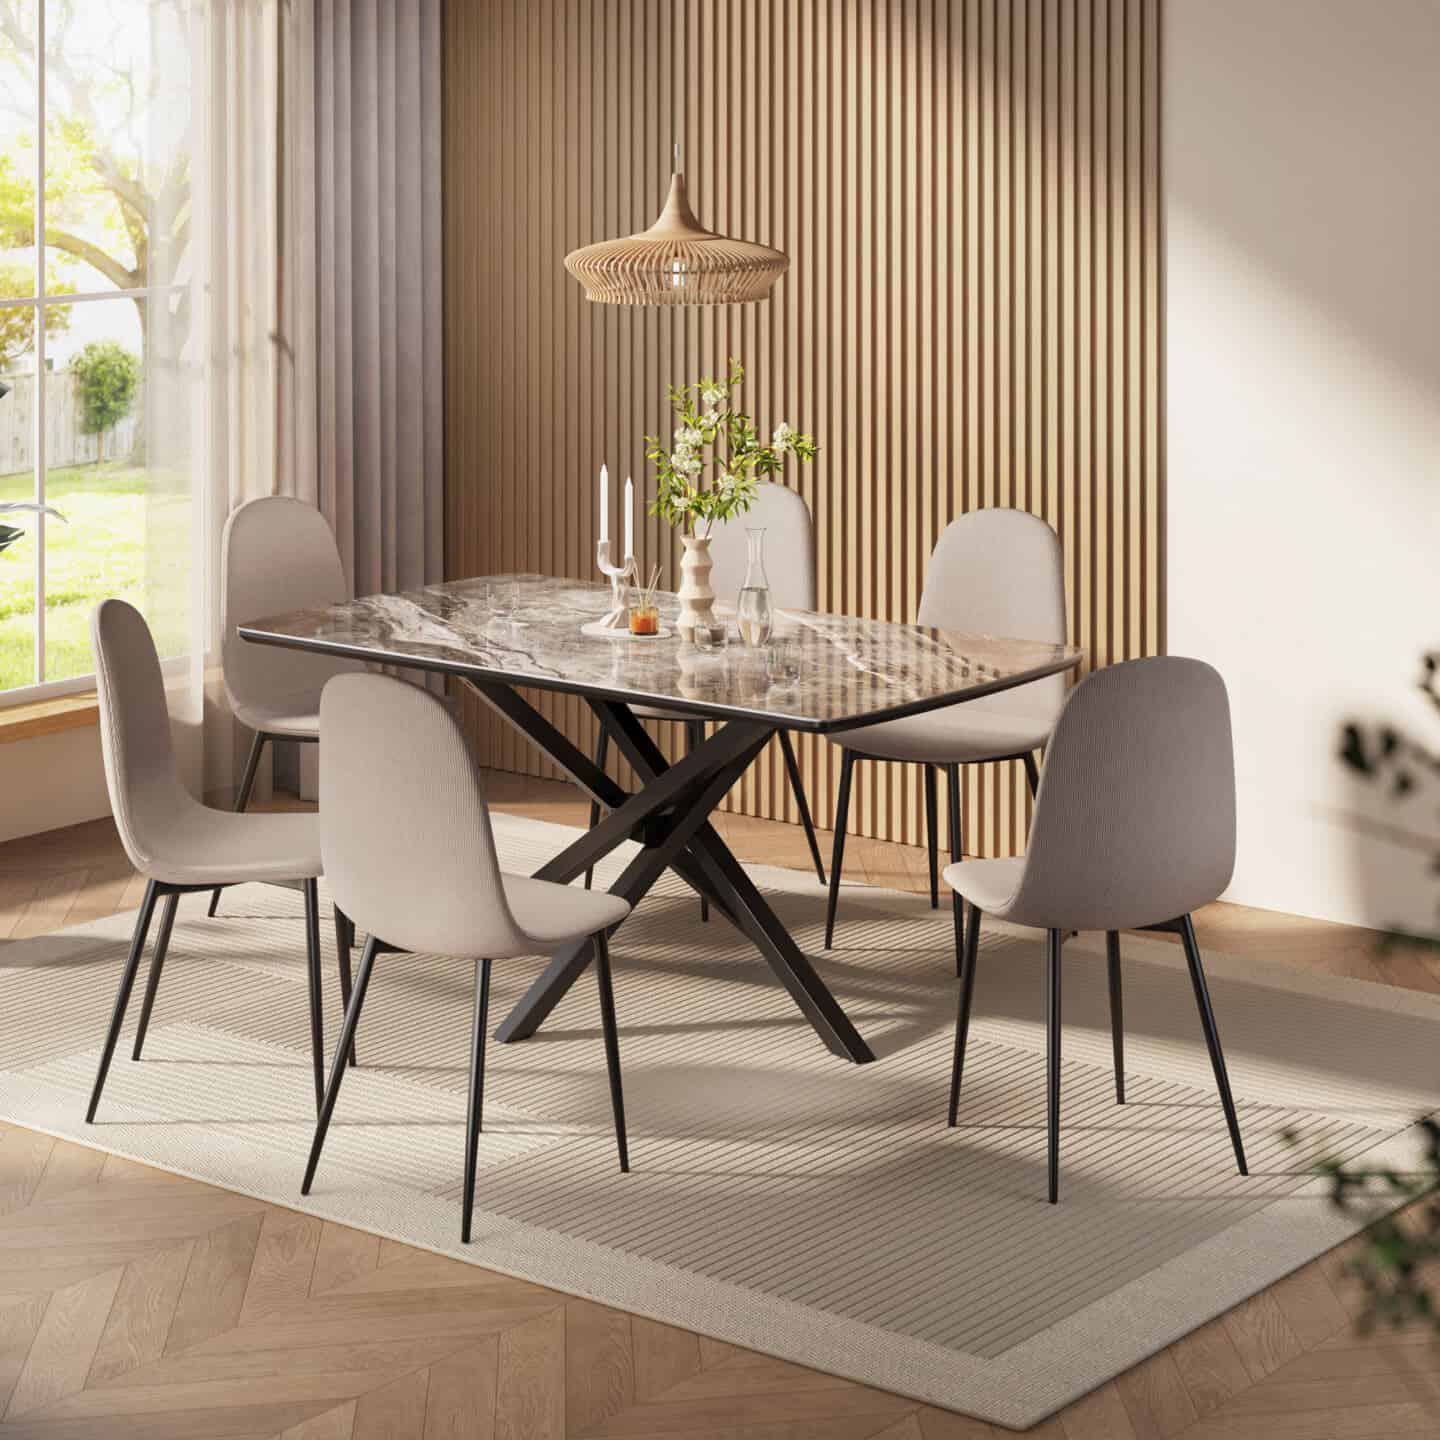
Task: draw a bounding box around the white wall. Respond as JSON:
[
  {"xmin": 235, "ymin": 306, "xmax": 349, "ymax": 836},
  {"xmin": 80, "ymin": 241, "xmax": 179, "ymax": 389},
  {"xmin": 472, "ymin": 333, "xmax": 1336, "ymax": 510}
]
[
  {"xmin": 0, "ymin": 725, "xmax": 111, "ymax": 844},
  {"xmin": 1165, "ymin": 1, "xmax": 1440, "ymax": 929}
]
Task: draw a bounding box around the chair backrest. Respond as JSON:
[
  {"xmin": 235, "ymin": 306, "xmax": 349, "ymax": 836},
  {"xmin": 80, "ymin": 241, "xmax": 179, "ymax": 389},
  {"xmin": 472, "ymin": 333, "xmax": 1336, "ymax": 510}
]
[
  {"xmin": 221, "ymin": 497, "xmax": 352, "ymax": 716},
  {"xmin": 917, "ymin": 508, "xmax": 1068, "ymax": 718},
  {"xmin": 708, "ymin": 482, "xmax": 816, "ymax": 612},
  {"xmin": 319, "ymin": 672, "xmax": 532, "ymax": 958},
  {"xmin": 91, "ymin": 599, "xmax": 188, "ymax": 877},
  {"xmin": 1009, "ymin": 656, "xmax": 1237, "ymax": 931}
]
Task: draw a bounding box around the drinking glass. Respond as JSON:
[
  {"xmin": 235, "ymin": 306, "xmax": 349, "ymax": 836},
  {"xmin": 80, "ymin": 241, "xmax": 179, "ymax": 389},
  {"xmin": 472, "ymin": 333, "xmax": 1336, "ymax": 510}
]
[
  {"xmin": 493, "ymin": 579, "xmax": 521, "ymax": 623},
  {"xmin": 692, "ymin": 619, "xmax": 730, "ymax": 653},
  {"xmin": 766, "ymin": 637, "xmax": 802, "ymax": 686}
]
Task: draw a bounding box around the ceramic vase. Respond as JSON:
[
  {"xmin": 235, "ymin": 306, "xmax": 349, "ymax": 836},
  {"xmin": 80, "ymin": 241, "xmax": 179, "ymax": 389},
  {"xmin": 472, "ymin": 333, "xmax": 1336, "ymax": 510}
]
[{"xmin": 676, "ymin": 533, "xmax": 716, "ymax": 641}]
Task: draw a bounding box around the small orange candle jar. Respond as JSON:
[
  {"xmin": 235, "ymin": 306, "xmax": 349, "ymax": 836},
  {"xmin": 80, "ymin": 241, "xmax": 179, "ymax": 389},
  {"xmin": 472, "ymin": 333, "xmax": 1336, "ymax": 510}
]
[{"xmin": 628, "ymin": 605, "xmax": 660, "ymax": 636}]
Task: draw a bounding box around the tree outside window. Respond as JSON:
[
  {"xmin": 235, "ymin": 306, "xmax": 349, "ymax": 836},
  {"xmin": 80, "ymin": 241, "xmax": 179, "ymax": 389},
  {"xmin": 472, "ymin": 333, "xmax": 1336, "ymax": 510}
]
[{"xmin": 0, "ymin": 0, "xmax": 191, "ymax": 693}]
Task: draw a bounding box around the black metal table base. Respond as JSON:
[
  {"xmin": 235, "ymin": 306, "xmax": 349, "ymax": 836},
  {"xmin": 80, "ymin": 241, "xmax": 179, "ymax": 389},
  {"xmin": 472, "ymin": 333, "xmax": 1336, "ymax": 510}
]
[{"xmin": 462, "ymin": 679, "xmax": 876, "ymax": 1065}]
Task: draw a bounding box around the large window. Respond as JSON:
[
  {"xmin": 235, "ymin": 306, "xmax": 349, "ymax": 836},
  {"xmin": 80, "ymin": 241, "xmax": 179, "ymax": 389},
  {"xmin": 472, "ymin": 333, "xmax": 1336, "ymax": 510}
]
[{"xmin": 0, "ymin": 0, "xmax": 190, "ymax": 699}]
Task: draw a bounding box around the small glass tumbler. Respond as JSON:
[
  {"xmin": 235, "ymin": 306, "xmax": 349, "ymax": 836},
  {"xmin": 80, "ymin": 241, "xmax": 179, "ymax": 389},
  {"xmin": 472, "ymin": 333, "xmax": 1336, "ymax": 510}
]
[
  {"xmin": 692, "ymin": 619, "xmax": 729, "ymax": 653},
  {"xmin": 767, "ymin": 637, "xmax": 802, "ymax": 686},
  {"xmin": 492, "ymin": 580, "xmax": 520, "ymax": 623},
  {"xmin": 628, "ymin": 603, "xmax": 660, "ymax": 636}
]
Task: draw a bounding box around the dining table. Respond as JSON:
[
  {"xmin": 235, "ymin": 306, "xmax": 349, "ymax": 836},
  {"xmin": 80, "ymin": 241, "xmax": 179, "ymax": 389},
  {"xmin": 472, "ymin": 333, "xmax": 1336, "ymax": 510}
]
[{"xmin": 239, "ymin": 573, "xmax": 1085, "ymax": 1065}]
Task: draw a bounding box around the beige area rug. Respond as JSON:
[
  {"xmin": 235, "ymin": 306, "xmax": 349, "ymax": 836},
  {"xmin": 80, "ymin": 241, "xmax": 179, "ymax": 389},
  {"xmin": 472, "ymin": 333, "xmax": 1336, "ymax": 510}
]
[{"xmin": 1, "ymin": 813, "xmax": 1436, "ymax": 1429}]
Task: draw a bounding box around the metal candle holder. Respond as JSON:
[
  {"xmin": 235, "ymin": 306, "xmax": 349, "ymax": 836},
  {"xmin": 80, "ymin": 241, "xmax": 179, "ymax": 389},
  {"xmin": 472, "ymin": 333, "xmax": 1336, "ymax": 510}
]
[{"xmin": 581, "ymin": 539, "xmax": 636, "ymax": 636}]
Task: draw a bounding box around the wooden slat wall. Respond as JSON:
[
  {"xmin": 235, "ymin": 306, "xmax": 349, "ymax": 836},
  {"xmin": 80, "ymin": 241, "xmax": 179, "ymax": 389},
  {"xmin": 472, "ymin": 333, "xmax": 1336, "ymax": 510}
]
[{"xmin": 443, "ymin": 0, "xmax": 1162, "ymax": 856}]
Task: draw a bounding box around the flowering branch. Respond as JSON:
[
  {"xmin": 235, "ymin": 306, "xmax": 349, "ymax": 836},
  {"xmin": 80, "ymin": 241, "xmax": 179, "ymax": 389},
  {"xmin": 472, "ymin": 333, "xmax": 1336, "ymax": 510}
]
[{"xmin": 644, "ymin": 357, "xmax": 817, "ymax": 537}]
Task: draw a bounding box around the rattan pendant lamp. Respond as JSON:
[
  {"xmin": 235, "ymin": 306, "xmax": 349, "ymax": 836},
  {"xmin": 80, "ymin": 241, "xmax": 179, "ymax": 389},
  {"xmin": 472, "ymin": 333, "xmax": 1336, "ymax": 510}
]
[{"xmin": 565, "ymin": 144, "xmax": 787, "ymax": 306}]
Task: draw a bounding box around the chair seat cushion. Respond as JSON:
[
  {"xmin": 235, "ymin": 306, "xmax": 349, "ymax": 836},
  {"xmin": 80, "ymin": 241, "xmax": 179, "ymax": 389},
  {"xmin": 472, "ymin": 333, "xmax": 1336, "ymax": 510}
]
[
  {"xmin": 143, "ymin": 809, "xmax": 322, "ymax": 887},
  {"xmin": 232, "ymin": 692, "xmax": 322, "ymax": 740},
  {"xmin": 831, "ymin": 699, "xmax": 1055, "ymax": 765},
  {"xmin": 943, "ymin": 856, "xmax": 1025, "ymax": 916},
  {"xmin": 235, "ymin": 679, "xmax": 459, "ymax": 742},
  {"xmin": 502, "ymin": 875, "xmax": 631, "ymax": 947}
]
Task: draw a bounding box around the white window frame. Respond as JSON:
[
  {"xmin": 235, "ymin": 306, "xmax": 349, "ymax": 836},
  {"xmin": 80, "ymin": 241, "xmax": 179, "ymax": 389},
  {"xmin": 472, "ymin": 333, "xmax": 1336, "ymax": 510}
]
[{"xmin": 0, "ymin": 2, "xmax": 185, "ymax": 707}]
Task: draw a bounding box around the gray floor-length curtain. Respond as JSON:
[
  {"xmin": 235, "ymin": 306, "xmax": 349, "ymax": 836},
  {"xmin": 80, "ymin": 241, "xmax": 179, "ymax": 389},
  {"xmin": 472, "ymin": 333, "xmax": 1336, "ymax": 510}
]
[
  {"xmin": 306, "ymin": 0, "xmax": 444, "ymax": 597},
  {"xmin": 198, "ymin": 0, "xmax": 442, "ymax": 799}
]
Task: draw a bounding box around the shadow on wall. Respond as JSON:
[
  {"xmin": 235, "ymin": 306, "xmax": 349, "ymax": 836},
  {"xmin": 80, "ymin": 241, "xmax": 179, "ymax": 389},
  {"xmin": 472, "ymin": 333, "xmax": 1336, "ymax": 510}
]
[
  {"xmin": 1164, "ymin": 0, "xmax": 1440, "ymax": 928},
  {"xmin": 1337, "ymin": 655, "xmax": 1440, "ymax": 948},
  {"xmin": 1170, "ymin": 0, "xmax": 1440, "ymax": 404}
]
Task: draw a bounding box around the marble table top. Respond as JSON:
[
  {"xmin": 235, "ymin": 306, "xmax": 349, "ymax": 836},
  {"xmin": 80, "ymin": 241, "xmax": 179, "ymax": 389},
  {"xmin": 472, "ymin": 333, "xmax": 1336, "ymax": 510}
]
[{"xmin": 239, "ymin": 574, "xmax": 1084, "ymax": 733}]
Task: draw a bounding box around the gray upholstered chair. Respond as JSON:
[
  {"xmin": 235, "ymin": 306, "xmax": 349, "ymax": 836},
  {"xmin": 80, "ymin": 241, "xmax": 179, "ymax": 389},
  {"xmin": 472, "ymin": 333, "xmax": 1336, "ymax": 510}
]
[
  {"xmin": 825, "ymin": 508, "xmax": 1066, "ymax": 957},
  {"xmin": 944, "ymin": 656, "xmax": 1249, "ymax": 1203},
  {"xmin": 586, "ymin": 482, "xmax": 827, "ymax": 906},
  {"xmin": 87, "ymin": 599, "xmax": 328, "ymax": 1121},
  {"xmin": 303, "ymin": 673, "xmax": 632, "ymax": 1242},
  {"xmin": 210, "ymin": 496, "xmax": 359, "ymax": 918}
]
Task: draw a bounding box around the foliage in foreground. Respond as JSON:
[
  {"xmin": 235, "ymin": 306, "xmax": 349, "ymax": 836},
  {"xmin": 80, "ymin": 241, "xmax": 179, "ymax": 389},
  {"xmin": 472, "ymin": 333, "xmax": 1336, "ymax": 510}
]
[
  {"xmin": 1306, "ymin": 1120, "xmax": 1440, "ymax": 1336},
  {"xmin": 1311, "ymin": 655, "xmax": 1440, "ymax": 1336}
]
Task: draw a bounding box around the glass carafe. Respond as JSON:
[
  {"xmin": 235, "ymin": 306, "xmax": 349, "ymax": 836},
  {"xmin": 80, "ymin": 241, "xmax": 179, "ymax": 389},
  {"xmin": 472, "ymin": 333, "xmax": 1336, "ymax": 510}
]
[{"xmin": 737, "ymin": 527, "xmax": 774, "ymax": 649}]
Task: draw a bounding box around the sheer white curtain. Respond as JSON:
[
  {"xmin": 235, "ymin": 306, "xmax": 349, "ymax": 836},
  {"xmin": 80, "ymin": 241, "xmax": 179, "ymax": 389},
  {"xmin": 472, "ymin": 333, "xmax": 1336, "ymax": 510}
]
[{"xmin": 185, "ymin": 0, "xmax": 442, "ymax": 799}]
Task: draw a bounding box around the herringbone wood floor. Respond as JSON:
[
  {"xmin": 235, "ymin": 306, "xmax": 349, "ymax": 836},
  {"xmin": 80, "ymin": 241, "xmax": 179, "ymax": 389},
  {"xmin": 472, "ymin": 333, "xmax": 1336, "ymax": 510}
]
[{"xmin": 1, "ymin": 773, "xmax": 1437, "ymax": 1438}]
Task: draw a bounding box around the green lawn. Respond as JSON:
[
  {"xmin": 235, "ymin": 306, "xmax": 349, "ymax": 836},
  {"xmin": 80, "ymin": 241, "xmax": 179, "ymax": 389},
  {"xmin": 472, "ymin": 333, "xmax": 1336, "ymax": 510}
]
[{"xmin": 0, "ymin": 464, "xmax": 190, "ymax": 693}]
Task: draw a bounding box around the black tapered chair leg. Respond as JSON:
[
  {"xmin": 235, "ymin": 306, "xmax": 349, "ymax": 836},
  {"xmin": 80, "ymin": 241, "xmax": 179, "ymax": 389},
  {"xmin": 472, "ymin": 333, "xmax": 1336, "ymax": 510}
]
[
  {"xmin": 1106, "ymin": 930, "xmax": 1125, "ymax": 1103},
  {"xmin": 1023, "ymin": 751, "xmax": 1041, "ymax": 797},
  {"xmin": 924, "ymin": 766, "xmax": 939, "ymax": 908},
  {"xmin": 302, "ymin": 935, "xmax": 379, "ymax": 1195},
  {"xmin": 209, "ymin": 731, "xmax": 267, "ymax": 917},
  {"xmin": 686, "ymin": 721, "xmax": 710, "ymax": 923},
  {"xmin": 594, "ymin": 930, "xmax": 629, "ymax": 1173},
  {"xmin": 583, "ymin": 727, "xmax": 610, "ymax": 890},
  {"xmin": 87, "ymin": 881, "xmax": 161, "ymax": 1123},
  {"xmin": 461, "ymin": 956, "xmax": 492, "ymax": 1243},
  {"xmin": 948, "ymin": 904, "xmax": 983, "ymax": 1124},
  {"xmin": 1179, "ymin": 915, "xmax": 1248, "ymax": 1176},
  {"xmin": 946, "ymin": 764, "xmax": 965, "ymax": 977},
  {"xmin": 334, "ymin": 907, "xmax": 357, "ymax": 1067},
  {"xmin": 303, "ymin": 879, "xmax": 325, "ymax": 1113},
  {"xmin": 778, "ymin": 730, "xmax": 826, "ymax": 885},
  {"xmin": 131, "ymin": 890, "xmax": 179, "ymax": 1061},
  {"xmin": 1047, "ymin": 928, "xmax": 1063, "ymax": 1203},
  {"xmin": 824, "ymin": 751, "xmax": 856, "ymax": 950}
]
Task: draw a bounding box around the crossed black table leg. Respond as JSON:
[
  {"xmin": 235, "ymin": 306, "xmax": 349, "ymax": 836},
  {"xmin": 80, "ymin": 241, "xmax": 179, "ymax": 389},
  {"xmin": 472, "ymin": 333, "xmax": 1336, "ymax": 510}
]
[{"xmin": 463, "ymin": 679, "xmax": 875, "ymax": 1065}]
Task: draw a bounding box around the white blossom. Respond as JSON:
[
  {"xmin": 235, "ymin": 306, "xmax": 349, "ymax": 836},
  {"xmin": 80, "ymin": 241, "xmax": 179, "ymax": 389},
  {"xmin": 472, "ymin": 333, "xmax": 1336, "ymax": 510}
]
[
  {"xmin": 674, "ymin": 425, "xmax": 704, "ymax": 449},
  {"xmin": 771, "ymin": 421, "xmax": 794, "ymax": 452},
  {"xmin": 704, "ymin": 408, "xmax": 720, "ymax": 425},
  {"xmin": 701, "ymin": 385, "xmax": 725, "ymax": 409},
  {"xmin": 719, "ymin": 472, "xmax": 738, "ymax": 496},
  {"xmin": 672, "ymin": 449, "xmax": 702, "ymax": 476}
]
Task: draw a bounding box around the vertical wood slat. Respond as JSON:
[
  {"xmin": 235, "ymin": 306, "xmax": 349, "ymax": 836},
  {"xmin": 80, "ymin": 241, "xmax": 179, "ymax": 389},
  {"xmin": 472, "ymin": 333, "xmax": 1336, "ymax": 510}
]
[{"xmin": 442, "ymin": 0, "xmax": 1162, "ymax": 858}]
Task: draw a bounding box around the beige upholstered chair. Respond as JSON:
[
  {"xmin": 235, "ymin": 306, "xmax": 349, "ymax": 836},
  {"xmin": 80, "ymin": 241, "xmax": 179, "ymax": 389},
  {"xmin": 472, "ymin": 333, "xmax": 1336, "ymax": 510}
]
[
  {"xmin": 586, "ymin": 483, "xmax": 827, "ymax": 905},
  {"xmin": 87, "ymin": 599, "xmax": 328, "ymax": 1121},
  {"xmin": 944, "ymin": 656, "xmax": 1249, "ymax": 1203},
  {"xmin": 304, "ymin": 673, "xmax": 632, "ymax": 1242},
  {"xmin": 825, "ymin": 508, "xmax": 1067, "ymax": 957},
  {"xmin": 210, "ymin": 496, "xmax": 359, "ymax": 918}
]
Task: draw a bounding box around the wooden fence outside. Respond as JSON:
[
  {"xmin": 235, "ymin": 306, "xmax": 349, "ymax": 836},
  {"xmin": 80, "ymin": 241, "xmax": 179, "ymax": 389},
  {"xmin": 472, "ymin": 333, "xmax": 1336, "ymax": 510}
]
[{"xmin": 0, "ymin": 371, "xmax": 144, "ymax": 476}]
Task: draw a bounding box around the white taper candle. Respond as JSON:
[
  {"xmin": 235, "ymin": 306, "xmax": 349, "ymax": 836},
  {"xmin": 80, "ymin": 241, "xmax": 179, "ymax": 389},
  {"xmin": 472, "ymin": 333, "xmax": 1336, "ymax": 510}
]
[
  {"xmin": 624, "ymin": 476, "xmax": 634, "ymax": 559},
  {"xmin": 599, "ymin": 464, "xmax": 609, "ymax": 544}
]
